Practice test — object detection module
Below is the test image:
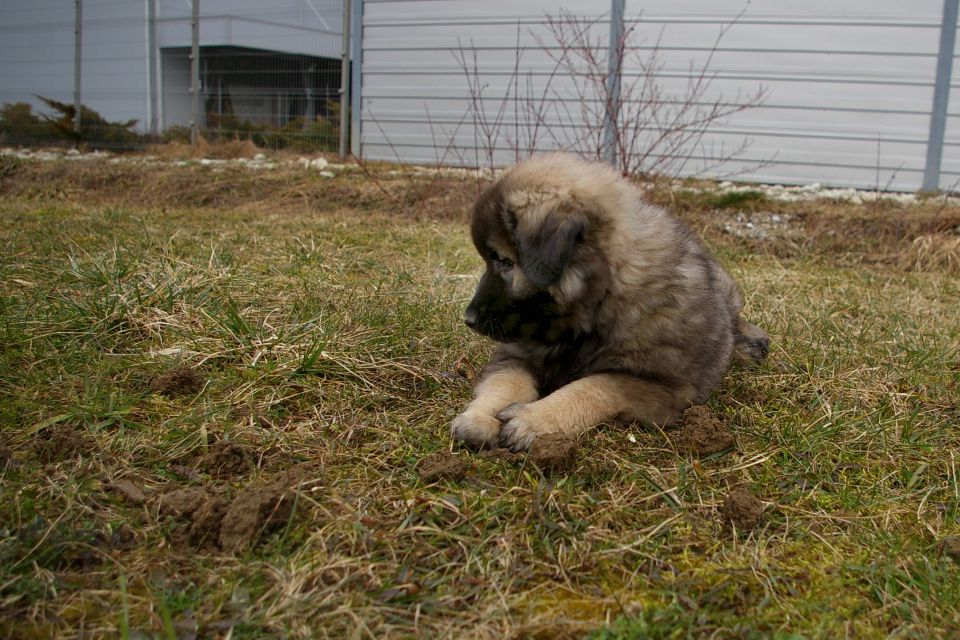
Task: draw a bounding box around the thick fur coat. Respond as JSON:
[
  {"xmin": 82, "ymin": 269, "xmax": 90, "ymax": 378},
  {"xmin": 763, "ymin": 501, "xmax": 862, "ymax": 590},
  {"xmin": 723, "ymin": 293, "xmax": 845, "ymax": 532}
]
[{"xmin": 452, "ymin": 154, "xmax": 768, "ymax": 451}]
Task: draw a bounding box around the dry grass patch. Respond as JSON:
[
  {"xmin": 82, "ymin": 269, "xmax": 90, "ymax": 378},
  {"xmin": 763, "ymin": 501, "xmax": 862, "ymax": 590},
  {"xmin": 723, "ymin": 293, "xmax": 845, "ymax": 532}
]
[
  {"xmin": 899, "ymin": 233, "xmax": 960, "ymax": 274},
  {"xmin": 148, "ymin": 136, "xmax": 261, "ymax": 160},
  {"xmin": 1, "ymin": 155, "xmax": 958, "ymax": 638}
]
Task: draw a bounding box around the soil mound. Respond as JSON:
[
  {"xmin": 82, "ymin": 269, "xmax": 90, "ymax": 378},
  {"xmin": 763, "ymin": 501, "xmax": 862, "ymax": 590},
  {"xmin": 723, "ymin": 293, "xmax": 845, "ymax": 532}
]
[
  {"xmin": 159, "ymin": 487, "xmax": 211, "ymax": 517},
  {"xmin": 674, "ymin": 406, "xmax": 736, "ymax": 456},
  {"xmin": 160, "ymin": 466, "xmax": 315, "ymax": 552},
  {"xmin": 530, "ymin": 432, "xmax": 577, "ymax": 473},
  {"xmin": 189, "ymin": 496, "xmax": 229, "ymax": 550},
  {"xmin": 106, "ymin": 479, "xmax": 148, "ymax": 505},
  {"xmin": 720, "ymin": 487, "xmax": 764, "ymax": 531},
  {"xmin": 150, "ymin": 365, "xmax": 204, "ymax": 397},
  {"xmin": 34, "ymin": 423, "xmax": 94, "ymax": 463},
  {"xmin": 219, "ymin": 470, "xmax": 303, "ymax": 552},
  {"xmin": 418, "ymin": 452, "xmax": 470, "ymax": 482},
  {"xmin": 938, "ymin": 536, "xmax": 960, "ymax": 563},
  {"xmin": 206, "ymin": 440, "xmax": 254, "ymax": 480},
  {"xmin": 159, "ymin": 486, "xmax": 228, "ymax": 550}
]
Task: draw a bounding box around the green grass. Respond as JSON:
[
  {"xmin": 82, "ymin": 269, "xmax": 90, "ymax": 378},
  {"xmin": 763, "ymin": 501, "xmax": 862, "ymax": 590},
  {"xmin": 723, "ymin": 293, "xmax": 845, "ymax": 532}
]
[
  {"xmin": 1, "ymin": 160, "xmax": 959, "ymax": 638},
  {"xmin": 671, "ymin": 188, "xmax": 770, "ymax": 211}
]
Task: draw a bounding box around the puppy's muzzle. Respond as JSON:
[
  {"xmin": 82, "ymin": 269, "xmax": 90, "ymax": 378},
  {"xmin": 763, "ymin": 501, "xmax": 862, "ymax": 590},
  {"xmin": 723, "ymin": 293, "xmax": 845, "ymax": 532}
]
[{"xmin": 464, "ymin": 306, "xmax": 479, "ymax": 329}]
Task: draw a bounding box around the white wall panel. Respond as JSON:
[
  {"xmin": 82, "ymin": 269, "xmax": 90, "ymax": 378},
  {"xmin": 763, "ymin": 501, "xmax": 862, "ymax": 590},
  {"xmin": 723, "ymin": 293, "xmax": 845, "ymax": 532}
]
[
  {"xmin": 0, "ymin": 0, "xmax": 148, "ymax": 126},
  {"xmin": 156, "ymin": 0, "xmax": 342, "ymax": 58},
  {"xmin": 359, "ymin": 0, "xmax": 960, "ymax": 190}
]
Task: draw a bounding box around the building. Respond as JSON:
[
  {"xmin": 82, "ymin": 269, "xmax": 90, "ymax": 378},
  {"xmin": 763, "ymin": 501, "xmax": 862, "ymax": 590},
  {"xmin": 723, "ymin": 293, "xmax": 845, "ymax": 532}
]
[{"xmin": 0, "ymin": 0, "xmax": 343, "ymax": 137}]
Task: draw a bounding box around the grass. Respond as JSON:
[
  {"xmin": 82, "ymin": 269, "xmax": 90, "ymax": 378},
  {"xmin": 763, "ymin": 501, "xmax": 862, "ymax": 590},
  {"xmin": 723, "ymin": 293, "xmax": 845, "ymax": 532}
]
[
  {"xmin": 1, "ymin": 154, "xmax": 959, "ymax": 638},
  {"xmin": 673, "ymin": 188, "xmax": 771, "ymax": 211}
]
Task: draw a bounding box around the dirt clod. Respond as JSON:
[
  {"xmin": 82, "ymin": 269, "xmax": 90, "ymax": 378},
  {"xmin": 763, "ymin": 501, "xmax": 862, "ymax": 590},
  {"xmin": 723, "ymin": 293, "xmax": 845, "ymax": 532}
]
[
  {"xmin": 418, "ymin": 452, "xmax": 470, "ymax": 483},
  {"xmin": 150, "ymin": 365, "xmax": 204, "ymax": 397},
  {"xmin": 720, "ymin": 487, "xmax": 764, "ymax": 531},
  {"xmin": 159, "ymin": 487, "xmax": 211, "ymax": 517},
  {"xmin": 530, "ymin": 432, "xmax": 577, "ymax": 473},
  {"xmin": 219, "ymin": 469, "xmax": 308, "ymax": 552},
  {"xmin": 159, "ymin": 466, "xmax": 316, "ymax": 552},
  {"xmin": 674, "ymin": 405, "xmax": 736, "ymax": 456},
  {"xmin": 206, "ymin": 440, "xmax": 255, "ymax": 480},
  {"xmin": 188, "ymin": 496, "xmax": 229, "ymax": 550},
  {"xmin": 34, "ymin": 423, "xmax": 94, "ymax": 463},
  {"xmin": 106, "ymin": 479, "xmax": 148, "ymax": 505},
  {"xmin": 938, "ymin": 536, "xmax": 960, "ymax": 563},
  {"xmin": 159, "ymin": 487, "xmax": 231, "ymax": 550},
  {"xmin": 169, "ymin": 463, "xmax": 202, "ymax": 482}
]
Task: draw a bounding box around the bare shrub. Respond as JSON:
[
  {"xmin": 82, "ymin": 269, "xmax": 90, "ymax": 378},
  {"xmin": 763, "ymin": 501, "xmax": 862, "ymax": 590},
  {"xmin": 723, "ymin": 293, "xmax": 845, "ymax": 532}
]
[{"xmin": 451, "ymin": 9, "xmax": 768, "ymax": 179}]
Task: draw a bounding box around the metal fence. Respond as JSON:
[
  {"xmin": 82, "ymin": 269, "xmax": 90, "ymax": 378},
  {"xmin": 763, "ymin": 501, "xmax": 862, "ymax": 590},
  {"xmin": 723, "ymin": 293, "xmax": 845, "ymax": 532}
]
[
  {"xmin": 0, "ymin": 0, "xmax": 346, "ymax": 153},
  {"xmin": 354, "ymin": 0, "xmax": 960, "ymax": 192}
]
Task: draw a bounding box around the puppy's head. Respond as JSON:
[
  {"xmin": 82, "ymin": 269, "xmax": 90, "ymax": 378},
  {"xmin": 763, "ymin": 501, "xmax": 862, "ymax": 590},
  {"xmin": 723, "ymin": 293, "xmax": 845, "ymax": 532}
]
[{"xmin": 464, "ymin": 154, "xmax": 620, "ymax": 342}]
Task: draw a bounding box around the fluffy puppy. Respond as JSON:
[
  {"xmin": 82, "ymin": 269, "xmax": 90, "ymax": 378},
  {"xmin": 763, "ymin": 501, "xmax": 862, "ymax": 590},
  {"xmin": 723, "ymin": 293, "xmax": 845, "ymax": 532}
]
[{"xmin": 451, "ymin": 153, "xmax": 768, "ymax": 451}]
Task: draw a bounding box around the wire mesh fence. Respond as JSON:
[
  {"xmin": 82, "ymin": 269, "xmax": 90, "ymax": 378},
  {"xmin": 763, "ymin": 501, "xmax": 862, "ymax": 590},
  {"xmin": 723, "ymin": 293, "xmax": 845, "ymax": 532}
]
[{"xmin": 0, "ymin": 0, "xmax": 345, "ymax": 152}]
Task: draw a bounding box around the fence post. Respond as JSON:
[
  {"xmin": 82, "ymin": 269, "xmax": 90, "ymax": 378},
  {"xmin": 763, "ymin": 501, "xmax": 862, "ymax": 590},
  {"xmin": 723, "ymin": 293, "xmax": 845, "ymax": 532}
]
[
  {"xmin": 147, "ymin": 0, "xmax": 159, "ymax": 136},
  {"xmin": 73, "ymin": 0, "xmax": 82, "ymax": 137},
  {"xmin": 339, "ymin": 0, "xmax": 351, "ymax": 158},
  {"xmin": 923, "ymin": 0, "xmax": 959, "ymax": 192},
  {"xmin": 190, "ymin": 0, "xmax": 200, "ymax": 149},
  {"xmin": 602, "ymin": 0, "xmax": 625, "ymax": 168},
  {"xmin": 350, "ymin": 0, "xmax": 363, "ymax": 158}
]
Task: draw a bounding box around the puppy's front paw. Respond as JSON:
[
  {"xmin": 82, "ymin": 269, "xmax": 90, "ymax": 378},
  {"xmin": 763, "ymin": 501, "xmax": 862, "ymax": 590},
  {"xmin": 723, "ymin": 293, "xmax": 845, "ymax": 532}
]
[
  {"xmin": 497, "ymin": 403, "xmax": 552, "ymax": 452},
  {"xmin": 451, "ymin": 411, "xmax": 501, "ymax": 450}
]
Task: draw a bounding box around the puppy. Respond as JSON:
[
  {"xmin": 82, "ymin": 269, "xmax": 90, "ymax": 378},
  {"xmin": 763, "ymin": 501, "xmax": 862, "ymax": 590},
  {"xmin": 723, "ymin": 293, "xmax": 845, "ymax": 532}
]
[{"xmin": 451, "ymin": 154, "xmax": 768, "ymax": 451}]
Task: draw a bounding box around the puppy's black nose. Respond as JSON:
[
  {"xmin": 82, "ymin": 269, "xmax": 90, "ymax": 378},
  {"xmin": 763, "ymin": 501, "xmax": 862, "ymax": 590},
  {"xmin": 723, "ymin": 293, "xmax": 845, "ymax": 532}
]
[{"xmin": 464, "ymin": 307, "xmax": 478, "ymax": 328}]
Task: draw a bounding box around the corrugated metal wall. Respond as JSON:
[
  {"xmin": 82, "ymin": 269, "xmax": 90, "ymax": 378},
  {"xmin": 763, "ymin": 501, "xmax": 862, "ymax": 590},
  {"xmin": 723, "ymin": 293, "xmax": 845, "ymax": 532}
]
[
  {"xmin": 357, "ymin": 0, "xmax": 960, "ymax": 191},
  {"xmin": 0, "ymin": 0, "xmax": 147, "ymax": 127}
]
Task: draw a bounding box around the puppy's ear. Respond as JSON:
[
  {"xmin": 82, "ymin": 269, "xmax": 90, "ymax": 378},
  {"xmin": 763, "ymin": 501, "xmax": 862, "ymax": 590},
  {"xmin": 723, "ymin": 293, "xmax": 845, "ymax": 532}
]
[{"xmin": 515, "ymin": 213, "xmax": 585, "ymax": 288}]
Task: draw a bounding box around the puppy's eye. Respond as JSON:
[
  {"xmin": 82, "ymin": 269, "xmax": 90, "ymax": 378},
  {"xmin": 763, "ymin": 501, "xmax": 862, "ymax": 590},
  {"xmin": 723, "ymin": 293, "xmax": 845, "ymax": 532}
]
[{"xmin": 489, "ymin": 250, "xmax": 513, "ymax": 270}]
